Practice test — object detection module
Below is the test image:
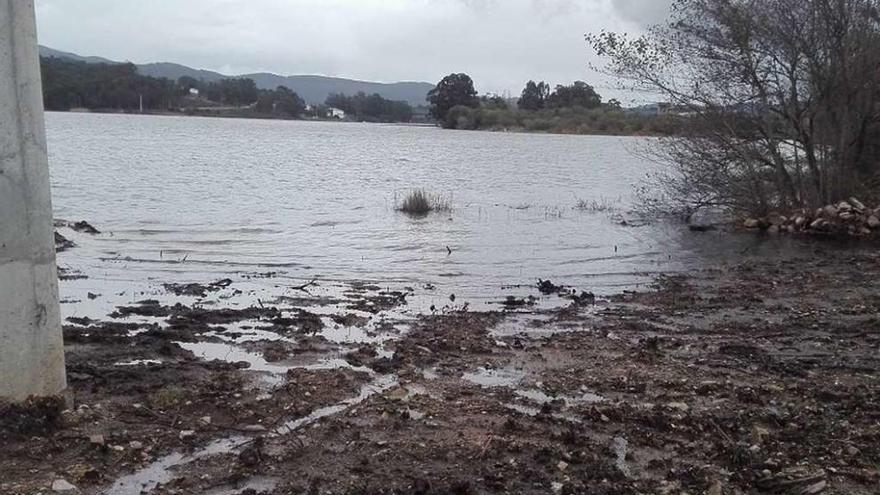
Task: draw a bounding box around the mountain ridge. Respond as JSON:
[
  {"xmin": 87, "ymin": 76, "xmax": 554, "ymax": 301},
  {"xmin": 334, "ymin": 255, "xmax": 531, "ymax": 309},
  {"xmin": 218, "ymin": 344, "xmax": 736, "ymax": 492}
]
[{"xmin": 38, "ymin": 46, "xmax": 434, "ymax": 106}]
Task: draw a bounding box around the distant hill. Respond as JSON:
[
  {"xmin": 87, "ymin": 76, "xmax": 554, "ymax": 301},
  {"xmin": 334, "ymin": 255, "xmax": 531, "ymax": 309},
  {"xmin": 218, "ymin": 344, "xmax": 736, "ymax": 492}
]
[
  {"xmin": 38, "ymin": 46, "xmax": 434, "ymax": 106},
  {"xmin": 39, "ymin": 46, "xmax": 117, "ymax": 65}
]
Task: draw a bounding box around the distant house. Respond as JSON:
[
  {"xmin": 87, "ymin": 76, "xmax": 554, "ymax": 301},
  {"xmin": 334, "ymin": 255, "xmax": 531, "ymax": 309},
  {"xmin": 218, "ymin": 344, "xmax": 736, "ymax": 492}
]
[
  {"xmin": 327, "ymin": 107, "xmax": 346, "ymax": 119},
  {"xmin": 188, "ymin": 87, "xmax": 200, "ymax": 97}
]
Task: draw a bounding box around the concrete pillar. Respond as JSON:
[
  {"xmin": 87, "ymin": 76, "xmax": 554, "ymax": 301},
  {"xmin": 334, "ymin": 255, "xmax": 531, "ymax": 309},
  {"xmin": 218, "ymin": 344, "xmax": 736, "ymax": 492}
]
[{"xmin": 0, "ymin": 0, "xmax": 67, "ymax": 402}]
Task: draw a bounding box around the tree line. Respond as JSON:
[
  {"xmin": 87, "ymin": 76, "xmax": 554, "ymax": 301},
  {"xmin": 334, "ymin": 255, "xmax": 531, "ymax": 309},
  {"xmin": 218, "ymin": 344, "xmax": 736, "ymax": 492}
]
[
  {"xmin": 425, "ymin": 73, "xmax": 672, "ymax": 135},
  {"xmin": 41, "ymin": 57, "xmax": 178, "ymax": 111},
  {"xmin": 325, "ymin": 92, "xmax": 414, "ymax": 123},
  {"xmin": 40, "ymin": 57, "xmax": 414, "ymax": 123}
]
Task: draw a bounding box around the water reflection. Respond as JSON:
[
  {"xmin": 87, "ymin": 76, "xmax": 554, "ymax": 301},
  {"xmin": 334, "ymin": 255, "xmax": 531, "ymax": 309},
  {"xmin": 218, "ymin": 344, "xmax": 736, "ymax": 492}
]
[{"xmin": 47, "ymin": 113, "xmax": 824, "ymax": 307}]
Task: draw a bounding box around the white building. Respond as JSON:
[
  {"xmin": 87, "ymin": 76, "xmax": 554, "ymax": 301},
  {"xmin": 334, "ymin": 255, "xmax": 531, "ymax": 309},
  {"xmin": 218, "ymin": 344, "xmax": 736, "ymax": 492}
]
[{"xmin": 328, "ymin": 107, "xmax": 346, "ymax": 119}]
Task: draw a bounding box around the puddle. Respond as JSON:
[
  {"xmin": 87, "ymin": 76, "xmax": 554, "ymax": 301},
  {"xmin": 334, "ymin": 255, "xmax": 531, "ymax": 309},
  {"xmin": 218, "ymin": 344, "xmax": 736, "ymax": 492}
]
[
  {"xmin": 462, "ymin": 367, "xmax": 526, "ymax": 388},
  {"xmin": 114, "ymin": 359, "xmax": 163, "ymax": 366},
  {"xmin": 104, "ymin": 435, "xmax": 247, "ymax": 495},
  {"xmin": 204, "ymin": 326, "xmax": 296, "ymax": 344},
  {"xmin": 177, "ymin": 341, "xmax": 373, "ymax": 386},
  {"xmin": 103, "ymin": 375, "xmax": 396, "ymax": 495},
  {"xmin": 489, "ymin": 313, "xmax": 554, "ymax": 338},
  {"xmin": 503, "ymin": 403, "xmax": 582, "ymax": 424},
  {"xmin": 505, "ymin": 403, "xmax": 543, "ymax": 416},
  {"xmin": 177, "ymin": 341, "xmax": 293, "ymax": 379},
  {"xmin": 515, "ymin": 388, "xmax": 605, "ymax": 406},
  {"xmin": 613, "ymin": 436, "xmax": 632, "ymax": 478},
  {"xmin": 274, "ymin": 374, "xmax": 397, "ymax": 435},
  {"xmin": 203, "ymin": 476, "xmax": 279, "ymax": 495},
  {"xmin": 489, "ymin": 312, "xmax": 594, "ymax": 338}
]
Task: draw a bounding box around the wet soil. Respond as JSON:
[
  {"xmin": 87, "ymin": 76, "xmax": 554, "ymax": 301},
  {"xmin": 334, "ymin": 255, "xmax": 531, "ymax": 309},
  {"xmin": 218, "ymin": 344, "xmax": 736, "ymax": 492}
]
[{"xmin": 3, "ymin": 248, "xmax": 880, "ymax": 494}]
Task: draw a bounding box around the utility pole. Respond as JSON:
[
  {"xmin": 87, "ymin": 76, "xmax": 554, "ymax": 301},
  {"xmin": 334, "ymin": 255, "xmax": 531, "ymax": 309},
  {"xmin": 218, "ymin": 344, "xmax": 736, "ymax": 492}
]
[{"xmin": 0, "ymin": 0, "xmax": 67, "ymax": 402}]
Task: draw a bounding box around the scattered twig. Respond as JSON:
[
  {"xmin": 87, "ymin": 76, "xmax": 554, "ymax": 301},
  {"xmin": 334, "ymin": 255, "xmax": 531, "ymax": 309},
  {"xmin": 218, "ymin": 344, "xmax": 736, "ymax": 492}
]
[{"xmin": 292, "ymin": 278, "xmax": 318, "ymax": 292}]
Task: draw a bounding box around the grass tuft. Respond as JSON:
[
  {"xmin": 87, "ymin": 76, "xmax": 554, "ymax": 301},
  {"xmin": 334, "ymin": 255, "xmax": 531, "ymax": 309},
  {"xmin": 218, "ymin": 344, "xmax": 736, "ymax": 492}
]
[
  {"xmin": 574, "ymin": 196, "xmax": 621, "ymax": 213},
  {"xmin": 397, "ymin": 189, "xmax": 451, "ymax": 216}
]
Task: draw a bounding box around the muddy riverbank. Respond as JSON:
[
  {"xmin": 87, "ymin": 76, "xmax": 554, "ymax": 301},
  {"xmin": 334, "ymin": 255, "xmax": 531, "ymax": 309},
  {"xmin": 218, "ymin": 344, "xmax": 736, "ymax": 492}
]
[{"xmin": 3, "ymin": 242, "xmax": 880, "ymax": 494}]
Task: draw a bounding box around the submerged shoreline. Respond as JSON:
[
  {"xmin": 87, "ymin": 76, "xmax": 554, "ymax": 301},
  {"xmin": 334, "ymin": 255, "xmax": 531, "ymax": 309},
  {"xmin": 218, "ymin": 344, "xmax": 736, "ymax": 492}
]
[
  {"xmin": 45, "ymin": 108, "xmax": 672, "ymax": 138},
  {"xmin": 3, "ymin": 235, "xmax": 879, "ymax": 494}
]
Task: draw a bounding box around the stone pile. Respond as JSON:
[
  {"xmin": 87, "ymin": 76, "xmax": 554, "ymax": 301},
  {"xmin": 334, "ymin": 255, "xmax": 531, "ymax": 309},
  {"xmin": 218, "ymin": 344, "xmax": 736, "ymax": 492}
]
[{"xmin": 743, "ymin": 197, "xmax": 880, "ymax": 236}]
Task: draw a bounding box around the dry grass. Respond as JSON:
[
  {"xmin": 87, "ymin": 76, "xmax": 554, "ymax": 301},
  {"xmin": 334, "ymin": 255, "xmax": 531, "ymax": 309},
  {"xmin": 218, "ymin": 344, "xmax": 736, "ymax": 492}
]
[
  {"xmin": 397, "ymin": 189, "xmax": 451, "ymax": 215},
  {"xmin": 574, "ymin": 196, "xmax": 621, "ymax": 212}
]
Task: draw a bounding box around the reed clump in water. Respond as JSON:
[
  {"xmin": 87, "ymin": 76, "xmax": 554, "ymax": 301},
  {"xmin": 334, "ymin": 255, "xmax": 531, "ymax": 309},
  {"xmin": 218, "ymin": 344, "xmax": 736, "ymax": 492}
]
[
  {"xmin": 574, "ymin": 196, "xmax": 620, "ymax": 213},
  {"xmin": 397, "ymin": 189, "xmax": 451, "ymax": 216}
]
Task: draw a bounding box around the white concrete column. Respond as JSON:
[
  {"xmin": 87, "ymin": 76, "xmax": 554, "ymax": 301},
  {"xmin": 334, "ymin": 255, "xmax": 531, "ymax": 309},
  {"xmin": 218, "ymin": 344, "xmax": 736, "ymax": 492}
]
[{"xmin": 0, "ymin": 0, "xmax": 67, "ymax": 401}]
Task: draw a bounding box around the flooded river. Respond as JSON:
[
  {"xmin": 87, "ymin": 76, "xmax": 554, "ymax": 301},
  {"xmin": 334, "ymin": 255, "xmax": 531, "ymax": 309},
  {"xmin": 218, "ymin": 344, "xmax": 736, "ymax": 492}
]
[{"xmin": 47, "ymin": 112, "xmax": 795, "ymax": 312}]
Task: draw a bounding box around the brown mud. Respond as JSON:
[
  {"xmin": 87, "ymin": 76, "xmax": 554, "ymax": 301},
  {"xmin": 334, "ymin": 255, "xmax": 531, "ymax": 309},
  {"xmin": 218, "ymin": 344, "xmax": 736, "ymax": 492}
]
[{"xmin": 2, "ymin": 249, "xmax": 880, "ymax": 494}]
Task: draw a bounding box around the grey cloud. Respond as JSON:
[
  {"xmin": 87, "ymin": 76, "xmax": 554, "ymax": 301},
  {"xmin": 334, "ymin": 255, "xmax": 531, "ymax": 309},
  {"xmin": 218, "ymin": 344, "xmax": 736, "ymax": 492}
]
[
  {"xmin": 610, "ymin": 0, "xmax": 674, "ymax": 26},
  {"xmin": 34, "ymin": 0, "xmax": 666, "ymax": 101}
]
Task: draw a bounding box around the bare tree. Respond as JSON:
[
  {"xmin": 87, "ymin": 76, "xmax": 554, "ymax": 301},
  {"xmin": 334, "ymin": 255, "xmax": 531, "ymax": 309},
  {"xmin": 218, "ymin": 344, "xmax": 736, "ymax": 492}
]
[{"xmin": 590, "ymin": 0, "xmax": 880, "ymax": 216}]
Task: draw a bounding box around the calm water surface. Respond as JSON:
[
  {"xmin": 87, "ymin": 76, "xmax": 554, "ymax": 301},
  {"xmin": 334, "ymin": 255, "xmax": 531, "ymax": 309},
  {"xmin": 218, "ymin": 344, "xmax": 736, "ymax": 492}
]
[{"xmin": 46, "ymin": 112, "xmax": 792, "ymax": 309}]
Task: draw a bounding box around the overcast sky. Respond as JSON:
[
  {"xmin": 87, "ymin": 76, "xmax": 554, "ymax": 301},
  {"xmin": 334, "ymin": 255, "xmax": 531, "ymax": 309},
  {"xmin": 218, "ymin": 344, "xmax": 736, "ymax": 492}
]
[{"xmin": 34, "ymin": 0, "xmax": 672, "ymax": 103}]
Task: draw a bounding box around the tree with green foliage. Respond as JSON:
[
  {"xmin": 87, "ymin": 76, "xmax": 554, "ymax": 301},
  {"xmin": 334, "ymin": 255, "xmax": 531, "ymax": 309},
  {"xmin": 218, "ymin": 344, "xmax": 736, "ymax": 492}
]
[
  {"xmin": 480, "ymin": 94, "xmax": 509, "ymax": 110},
  {"xmin": 518, "ymin": 81, "xmax": 550, "ymax": 111},
  {"xmin": 326, "ymin": 92, "xmax": 413, "ymax": 122},
  {"xmin": 256, "ymin": 86, "xmax": 306, "ymax": 118},
  {"xmin": 546, "ymin": 81, "xmax": 602, "ymax": 109},
  {"xmin": 427, "ymin": 73, "xmax": 479, "ymax": 124},
  {"xmin": 203, "ymin": 78, "xmax": 258, "ymax": 106}
]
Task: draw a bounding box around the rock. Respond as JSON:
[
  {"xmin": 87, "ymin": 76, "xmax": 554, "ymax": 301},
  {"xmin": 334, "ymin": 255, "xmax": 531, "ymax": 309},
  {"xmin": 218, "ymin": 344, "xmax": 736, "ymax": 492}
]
[
  {"xmin": 868, "ymin": 216, "xmax": 880, "ymax": 228},
  {"xmin": 708, "ymin": 480, "xmax": 723, "ymax": 495},
  {"xmin": 838, "ymin": 201, "xmax": 852, "ymax": 211},
  {"xmin": 54, "ymin": 231, "xmax": 75, "ymax": 252},
  {"xmin": 688, "ymin": 208, "xmax": 726, "ymax": 230},
  {"xmin": 823, "ymin": 205, "xmax": 839, "ymax": 217},
  {"xmin": 804, "ymin": 480, "xmax": 827, "ymax": 494},
  {"xmin": 71, "ymin": 220, "xmax": 100, "ymax": 234},
  {"xmin": 767, "ymin": 225, "xmax": 779, "ymax": 234},
  {"xmin": 743, "ymin": 218, "xmax": 760, "ymax": 229},
  {"xmin": 52, "ymin": 479, "xmax": 77, "ymax": 492},
  {"xmin": 794, "ymin": 216, "xmax": 806, "ymax": 227},
  {"xmin": 129, "ymin": 441, "xmax": 144, "ymax": 450},
  {"xmin": 839, "ymin": 211, "xmax": 854, "ymax": 221},
  {"xmin": 810, "ymin": 218, "xmax": 825, "ymax": 230},
  {"xmin": 666, "ymin": 402, "xmax": 690, "ymax": 412},
  {"xmin": 850, "ymin": 197, "xmax": 866, "ymax": 211},
  {"xmin": 179, "ymin": 430, "xmax": 196, "ymax": 440},
  {"xmin": 860, "ymin": 227, "xmax": 872, "ymax": 236},
  {"xmin": 240, "ymin": 424, "xmax": 267, "ymax": 432},
  {"xmin": 557, "ymin": 460, "xmax": 569, "ymax": 472},
  {"xmin": 752, "ymin": 425, "xmax": 770, "ymax": 443},
  {"xmin": 386, "ymin": 387, "xmax": 409, "ymax": 401},
  {"xmin": 846, "ymin": 445, "xmax": 861, "ymax": 456},
  {"xmin": 88, "ymin": 434, "xmax": 105, "ymax": 446},
  {"xmin": 199, "ymin": 416, "xmax": 212, "ymax": 425}
]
